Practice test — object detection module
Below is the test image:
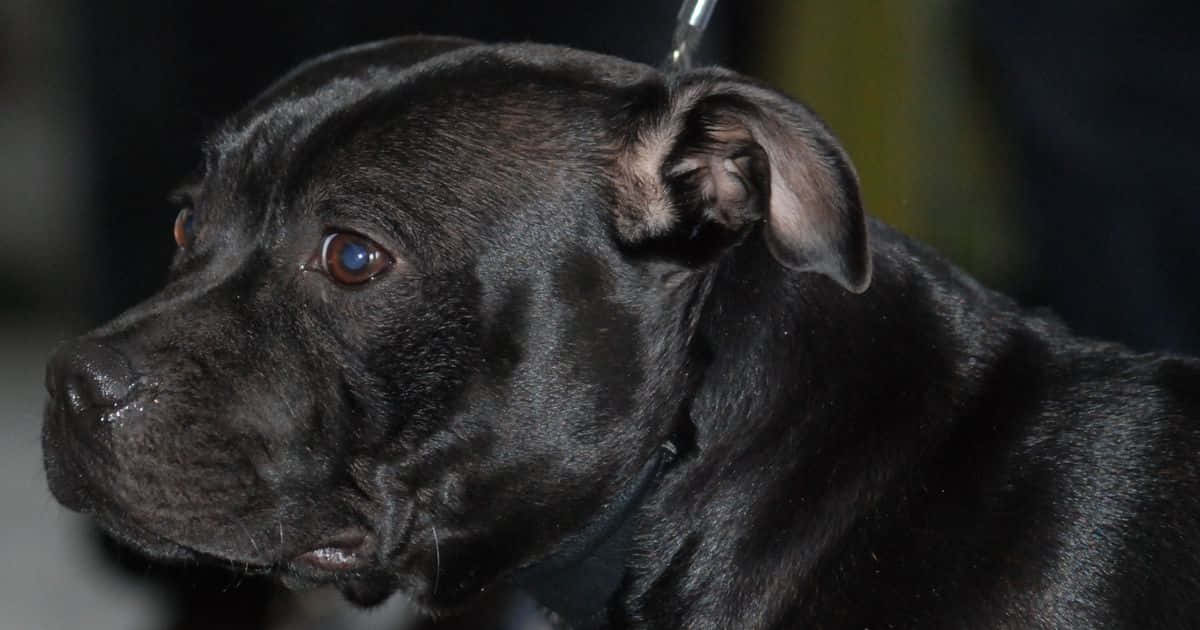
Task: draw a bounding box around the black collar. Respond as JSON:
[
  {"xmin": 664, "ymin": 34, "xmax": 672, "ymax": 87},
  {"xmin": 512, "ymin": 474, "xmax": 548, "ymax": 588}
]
[{"xmin": 512, "ymin": 441, "xmax": 677, "ymax": 629}]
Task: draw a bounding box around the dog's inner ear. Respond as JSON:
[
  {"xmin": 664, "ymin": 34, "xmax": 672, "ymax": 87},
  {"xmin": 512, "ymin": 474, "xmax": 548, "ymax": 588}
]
[
  {"xmin": 620, "ymin": 88, "xmax": 871, "ymax": 294},
  {"xmin": 666, "ymin": 116, "xmax": 767, "ymax": 245}
]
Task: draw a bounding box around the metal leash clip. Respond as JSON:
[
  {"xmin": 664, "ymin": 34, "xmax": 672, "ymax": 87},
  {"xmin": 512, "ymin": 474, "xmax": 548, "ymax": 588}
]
[{"xmin": 665, "ymin": 0, "xmax": 719, "ymax": 72}]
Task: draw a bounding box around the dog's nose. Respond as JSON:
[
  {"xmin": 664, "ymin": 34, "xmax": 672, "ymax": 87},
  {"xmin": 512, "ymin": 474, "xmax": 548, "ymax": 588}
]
[{"xmin": 46, "ymin": 340, "xmax": 137, "ymax": 420}]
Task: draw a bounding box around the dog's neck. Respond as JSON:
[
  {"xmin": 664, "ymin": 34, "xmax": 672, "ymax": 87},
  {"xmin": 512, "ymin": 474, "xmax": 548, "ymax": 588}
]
[
  {"xmin": 610, "ymin": 225, "xmax": 1022, "ymax": 625},
  {"xmin": 512, "ymin": 441, "xmax": 677, "ymax": 629}
]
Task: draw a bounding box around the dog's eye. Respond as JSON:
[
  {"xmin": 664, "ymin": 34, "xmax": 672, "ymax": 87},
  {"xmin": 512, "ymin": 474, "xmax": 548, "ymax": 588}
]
[
  {"xmin": 173, "ymin": 207, "xmax": 196, "ymax": 249},
  {"xmin": 320, "ymin": 232, "xmax": 392, "ymax": 285}
]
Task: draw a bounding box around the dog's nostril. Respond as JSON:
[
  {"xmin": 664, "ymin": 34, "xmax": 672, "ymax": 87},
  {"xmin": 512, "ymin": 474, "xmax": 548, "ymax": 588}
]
[{"xmin": 47, "ymin": 340, "xmax": 137, "ymax": 417}]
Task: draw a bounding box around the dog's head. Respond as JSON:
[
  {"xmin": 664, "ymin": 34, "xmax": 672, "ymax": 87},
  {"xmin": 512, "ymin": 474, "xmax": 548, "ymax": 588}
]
[{"xmin": 43, "ymin": 37, "xmax": 868, "ymax": 610}]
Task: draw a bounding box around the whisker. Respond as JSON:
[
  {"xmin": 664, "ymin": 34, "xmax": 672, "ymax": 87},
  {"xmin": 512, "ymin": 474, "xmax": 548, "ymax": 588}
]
[
  {"xmin": 432, "ymin": 523, "xmax": 441, "ymax": 597},
  {"xmin": 230, "ymin": 514, "xmax": 261, "ymax": 576}
]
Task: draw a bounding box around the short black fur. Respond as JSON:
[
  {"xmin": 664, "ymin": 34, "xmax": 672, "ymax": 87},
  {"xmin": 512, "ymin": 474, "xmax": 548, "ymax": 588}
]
[{"xmin": 43, "ymin": 37, "xmax": 1200, "ymax": 629}]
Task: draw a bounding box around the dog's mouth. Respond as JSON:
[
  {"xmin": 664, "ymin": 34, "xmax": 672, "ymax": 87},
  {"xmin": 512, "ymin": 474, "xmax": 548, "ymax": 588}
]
[
  {"xmin": 44, "ymin": 385, "xmax": 402, "ymax": 605},
  {"xmin": 45, "ymin": 395, "xmax": 385, "ymax": 570},
  {"xmin": 96, "ymin": 512, "xmax": 385, "ymax": 590},
  {"xmin": 47, "ymin": 429, "xmax": 380, "ymax": 582},
  {"xmin": 288, "ymin": 528, "xmax": 377, "ymax": 575},
  {"xmin": 280, "ymin": 528, "xmax": 402, "ymax": 606}
]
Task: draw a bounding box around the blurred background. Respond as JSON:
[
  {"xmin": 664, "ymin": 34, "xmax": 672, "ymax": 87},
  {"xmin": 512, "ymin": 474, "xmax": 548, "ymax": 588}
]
[{"xmin": 3, "ymin": 1, "xmax": 1199, "ymax": 628}]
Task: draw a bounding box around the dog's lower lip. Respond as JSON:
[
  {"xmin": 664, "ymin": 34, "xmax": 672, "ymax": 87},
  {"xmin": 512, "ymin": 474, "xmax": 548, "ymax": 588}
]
[
  {"xmin": 292, "ymin": 529, "xmax": 374, "ymax": 572},
  {"xmin": 294, "ymin": 546, "xmax": 368, "ymax": 571}
]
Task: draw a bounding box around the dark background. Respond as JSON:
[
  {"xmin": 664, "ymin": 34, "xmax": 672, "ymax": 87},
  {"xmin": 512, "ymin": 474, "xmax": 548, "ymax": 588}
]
[{"xmin": 2, "ymin": 1, "xmax": 1198, "ymax": 629}]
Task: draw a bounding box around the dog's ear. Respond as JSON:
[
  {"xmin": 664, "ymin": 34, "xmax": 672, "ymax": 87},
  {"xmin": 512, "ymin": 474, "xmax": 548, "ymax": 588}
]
[{"xmin": 615, "ymin": 71, "xmax": 871, "ymax": 293}]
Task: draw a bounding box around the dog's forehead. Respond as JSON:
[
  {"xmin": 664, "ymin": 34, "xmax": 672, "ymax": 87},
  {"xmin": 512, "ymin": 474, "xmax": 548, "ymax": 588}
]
[{"xmin": 198, "ymin": 42, "xmax": 662, "ymax": 259}]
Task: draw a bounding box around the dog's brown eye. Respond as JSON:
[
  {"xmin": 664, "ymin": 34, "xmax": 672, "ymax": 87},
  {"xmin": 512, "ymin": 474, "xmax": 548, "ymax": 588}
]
[
  {"xmin": 173, "ymin": 208, "xmax": 195, "ymax": 249},
  {"xmin": 321, "ymin": 232, "xmax": 392, "ymax": 285}
]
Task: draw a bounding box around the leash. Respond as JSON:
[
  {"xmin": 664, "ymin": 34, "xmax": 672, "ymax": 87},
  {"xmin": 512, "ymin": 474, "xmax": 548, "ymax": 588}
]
[{"xmin": 664, "ymin": 0, "xmax": 719, "ymax": 72}]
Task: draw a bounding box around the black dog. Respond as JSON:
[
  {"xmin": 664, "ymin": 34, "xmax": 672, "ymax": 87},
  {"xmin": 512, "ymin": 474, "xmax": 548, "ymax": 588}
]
[{"xmin": 43, "ymin": 36, "xmax": 1200, "ymax": 629}]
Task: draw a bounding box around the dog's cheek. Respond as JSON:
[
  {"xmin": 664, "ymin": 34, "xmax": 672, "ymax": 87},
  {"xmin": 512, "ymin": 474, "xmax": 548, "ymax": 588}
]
[
  {"xmin": 326, "ymin": 258, "xmax": 663, "ymax": 598},
  {"xmin": 400, "ymin": 264, "xmax": 660, "ymax": 587},
  {"xmin": 553, "ymin": 251, "xmax": 647, "ymax": 421},
  {"xmin": 360, "ymin": 276, "xmax": 483, "ymax": 436}
]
